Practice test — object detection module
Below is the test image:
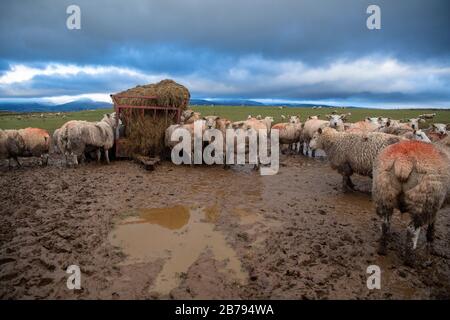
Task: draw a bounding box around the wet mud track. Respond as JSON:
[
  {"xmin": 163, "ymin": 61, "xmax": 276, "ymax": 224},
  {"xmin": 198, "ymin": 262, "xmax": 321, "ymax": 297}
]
[{"xmin": 0, "ymin": 155, "xmax": 449, "ymax": 299}]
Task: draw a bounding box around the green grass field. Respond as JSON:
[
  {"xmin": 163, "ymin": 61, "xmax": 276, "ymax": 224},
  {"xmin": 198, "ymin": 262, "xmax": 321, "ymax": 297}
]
[{"xmin": 1, "ymin": 106, "xmax": 449, "ymax": 133}]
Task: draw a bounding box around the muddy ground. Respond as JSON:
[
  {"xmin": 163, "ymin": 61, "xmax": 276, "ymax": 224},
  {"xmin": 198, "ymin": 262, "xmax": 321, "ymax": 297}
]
[{"xmin": 0, "ymin": 154, "xmax": 449, "ymax": 300}]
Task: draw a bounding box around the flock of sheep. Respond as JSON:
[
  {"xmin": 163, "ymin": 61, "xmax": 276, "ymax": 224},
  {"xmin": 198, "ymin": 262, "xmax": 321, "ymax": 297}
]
[
  {"xmin": 1, "ymin": 109, "xmax": 449, "ymax": 266},
  {"xmin": 0, "ymin": 113, "xmax": 119, "ymax": 167},
  {"xmin": 169, "ymin": 109, "xmax": 450, "ymax": 265}
]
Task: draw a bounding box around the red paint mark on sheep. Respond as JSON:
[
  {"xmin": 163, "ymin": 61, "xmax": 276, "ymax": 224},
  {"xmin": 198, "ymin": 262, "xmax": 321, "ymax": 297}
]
[
  {"xmin": 381, "ymin": 140, "xmax": 442, "ymax": 161},
  {"xmin": 271, "ymin": 123, "xmax": 286, "ymax": 130}
]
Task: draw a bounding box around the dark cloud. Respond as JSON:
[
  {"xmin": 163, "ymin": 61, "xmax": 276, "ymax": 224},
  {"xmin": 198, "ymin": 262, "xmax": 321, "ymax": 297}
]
[
  {"xmin": 1, "ymin": 0, "xmax": 449, "ymax": 68},
  {"xmin": 0, "ymin": 0, "xmax": 449, "ymax": 105}
]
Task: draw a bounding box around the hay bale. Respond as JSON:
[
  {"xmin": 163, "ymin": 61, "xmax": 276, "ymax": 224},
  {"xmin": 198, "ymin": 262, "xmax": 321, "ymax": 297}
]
[
  {"xmin": 114, "ymin": 79, "xmax": 190, "ymax": 109},
  {"xmin": 120, "ymin": 109, "xmax": 173, "ymax": 157},
  {"xmin": 113, "ymin": 79, "xmax": 190, "ymax": 158}
]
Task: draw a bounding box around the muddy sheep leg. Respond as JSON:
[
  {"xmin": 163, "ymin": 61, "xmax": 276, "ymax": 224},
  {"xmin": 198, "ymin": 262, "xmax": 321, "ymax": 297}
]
[
  {"xmin": 404, "ymin": 221, "xmax": 421, "ymax": 267},
  {"xmin": 13, "ymin": 157, "xmax": 21, "ymax": 168},
  {"xmin": 339, "ymin": 163, "xmax": 354, "ymax": 192},
  {"xmin": 8, "ymin": 158, "xmax": 14, "ymax": 170},
  {"xmin": 41, "ymin": 153, "xmax": 49, "ymax": 166},
  {"xmin": 253, "ymin": 155, "xmax": 260, "ymax": 171},
  {"xmin": 426, "ymin": 222, "xmax": 436, "ymax": 256},
  {"xmin": 72, "ymin": 153, "xmax": 78, "ymax": 166},
  {"xmin": 79, "ymin": 153, "xmax": 86, "ymax": 164},
  {"xmin": 105, "ymin": 149, "xmax": 110, "ymax": 164},
  {"xmin": 96, "ymin": 149, "xmax": 102, "ymax": 163},
  {"xmin": 64, "ymin": 153, "xmax": 70, "ymax": 166},
  {"xmin": 376, "ymin": 206, "xmax": 393, "ymax": 255},
  {"xmin": 341, "ymin": 175, "xmax": 353, "ymax": 192}
]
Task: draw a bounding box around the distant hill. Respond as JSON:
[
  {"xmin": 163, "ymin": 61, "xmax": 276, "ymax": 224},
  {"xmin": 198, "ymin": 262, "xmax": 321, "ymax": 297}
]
[
  {"xmin": 190, "ymin": 99, "xmax": 265, "ymax": 106},
  {"xmin": 0, "ymin": 98, "xmax": 337, "ymax": 112},
  {"xmin": 189, "ymin": 99, "xmax": 338, "ymax": 108},
  {"xmin": 0, "ymin": 99, "xmax": 112, "ymax": 112}
]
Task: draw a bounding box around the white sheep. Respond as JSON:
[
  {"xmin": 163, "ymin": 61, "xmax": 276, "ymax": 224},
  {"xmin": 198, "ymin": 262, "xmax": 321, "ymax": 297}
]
[
  {"xmin": 326, "ymin": 113, "xmax": 351, "ymax": 132},
  {"xmin": 309, "ymin": 127, "xmax": 402, "ymax": 192},
  {"xmin": 181, "ymin": 110, "xmax": 201, "ymax": 124},
  {"xmin": 272, "ymin": 116, "xmax": 302, "ymax": 153},
  {"xmin": 301, "ymin": 116, "xmax": 329, "ymax": 157},
  {"xmin": 62, "ymin": 113, "xmax": 118, "ymax": 165}
]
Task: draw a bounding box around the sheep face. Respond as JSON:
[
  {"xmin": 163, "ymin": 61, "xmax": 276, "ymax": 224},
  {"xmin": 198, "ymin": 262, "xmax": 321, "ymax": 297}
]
[
  {"xmin": 203, "ymin": 116, "xmax": 219, "ymax": 129},
  {"xmin": 407, "ymin": 118, "xmax": 425, "ymax": 130},
  {"xmin": 366, "ymin": 117, "xmax": 379, "ymax": 125},
  {"xmin": 309, "ymin": 128, "xmax": 325, "ymax": 150},
  {"xmin": 181, "ymin": 110, "xmax": 194, "ymax": 122},
  {"xmin": 431, "ymin": 123, "xmax": 447, "ymax": 135},
  {"xmin": 328, "ymin": 115, "xmax": 344, "ymax": 128},
  {"xmin": 378, "ymin": 117, "xmax": 391, "ymax": 128},
  {"xmin": 289, "ymin": 116, "xmax": 300, "ymax": 124}
]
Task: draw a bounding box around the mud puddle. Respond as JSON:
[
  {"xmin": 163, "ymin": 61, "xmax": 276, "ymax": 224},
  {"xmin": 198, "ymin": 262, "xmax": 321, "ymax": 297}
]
[{"xmin": 109, "ymin": 205, "xmax": 247, "ymax": 296}]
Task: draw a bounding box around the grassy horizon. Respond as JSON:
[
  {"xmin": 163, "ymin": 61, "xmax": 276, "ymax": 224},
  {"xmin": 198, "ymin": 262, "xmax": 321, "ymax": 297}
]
[{"xmin": 1, "ymin": 106, "xmax": 449, "ymax": 133}]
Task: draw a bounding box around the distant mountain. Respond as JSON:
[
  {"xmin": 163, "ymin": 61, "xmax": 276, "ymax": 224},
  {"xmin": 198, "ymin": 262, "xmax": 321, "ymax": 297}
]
[
  {"xmin": 189, "ymin": 99, "xmax": 337, "ymax": 108},
  {"xmin": 0, "ymin": 102, "xmax": 50, "ymax": 112},
  {"xmin": 0, "ymin": 97, "xmax": 342, "ymax": 113},
  {"xmin": 55, "ymin": 99, "xmax": 112, "ymax": 112},
  {"xmin": 0, "ymin": 99, "xmax": 113, "ymax": 112},
  {"xmin": 189, "ymin": 99, "xmax": 265, "ymax": 106}
]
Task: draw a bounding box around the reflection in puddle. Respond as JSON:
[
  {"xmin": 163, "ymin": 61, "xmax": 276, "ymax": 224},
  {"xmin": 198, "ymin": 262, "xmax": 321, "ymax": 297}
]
[
  {"xmin": 120, "ymin": 206, "xmax": 191, "ymax": 230},
  {"xmin": 109, "ymin": 206, "xmax": 247, "ymax": 296}
]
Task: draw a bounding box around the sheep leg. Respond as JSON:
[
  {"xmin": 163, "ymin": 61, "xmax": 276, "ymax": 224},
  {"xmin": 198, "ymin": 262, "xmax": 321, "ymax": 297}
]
[
  {"xmin": 298, "ymin": 142, "xmax": 303, "ymax": 155},
  {"xmin": 426, "ymin": 222, "xmax": 436, "ymax": 256},
  {"xmin": 426, "ymin": 222, "xmax": 435, "ymax": 243},
  {"xmin": 96, "ymin": 149, "xmax": 102, "ymax": 163},
  {"xmin": 41, "ymin": 153, "xmax": 49, "ymax": 166},
  {"xmin": 13, "ymin": 157, "xmax": 21, "ymax": 168},
  {"xmin": 377, "ymin": 209, "xmax": 393, "ymax": 255},
  {"xmin": 339, "ymin": 163, "xmax": 355, "ymax": 192},
  {"xmin": 72, "ymin": 154, "xmax": 78, "ymax": 166},
  {"xmin": 7, "ymin": 158, "xmax": 14, "ymax": 170},
  {"xmin": 346, "ymin": 176, "xmax": 355, "ymax": 189},
  {"xmin": 105, "ymin": 149, "xmax": 110, "ymax": 164},
  {"xmin": 311, "ymin": 149, "xmax": 316, "ymax": 158},
  {"xmin": 404, "ymin": 223, "xmax": 421, "ymax": 266},
  {"xmin": 253, "ymin": 155, "xmax": 260, "ymax": 171}
]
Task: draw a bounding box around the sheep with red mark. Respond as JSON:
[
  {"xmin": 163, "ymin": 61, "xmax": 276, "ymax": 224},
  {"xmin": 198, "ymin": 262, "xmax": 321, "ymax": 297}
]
[
  {"xmin": 0, "ymin": 127, "xmax": 50, "ymax": 168},
  {"xmin": 373, "ymin": 140, "xmax": 450, "ymax": 265}
]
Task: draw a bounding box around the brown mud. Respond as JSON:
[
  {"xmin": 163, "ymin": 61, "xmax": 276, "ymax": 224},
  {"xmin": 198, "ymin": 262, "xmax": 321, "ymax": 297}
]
[{"xmin": 0, "ymin": 155, "xmax": 449, "ymax": 299}]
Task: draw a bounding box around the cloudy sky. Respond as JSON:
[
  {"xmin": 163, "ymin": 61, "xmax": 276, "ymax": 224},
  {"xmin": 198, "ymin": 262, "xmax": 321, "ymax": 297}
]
[{"xmin": 0, "ymin": 0, "xmax": 449, "ymax": 108}]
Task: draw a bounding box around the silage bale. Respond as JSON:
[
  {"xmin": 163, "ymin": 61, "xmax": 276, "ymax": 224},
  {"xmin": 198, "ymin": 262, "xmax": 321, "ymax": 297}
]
[
  {"xmin": 112, "ymin": 79, "xmax": 190, "ymax": 158},
  {"xmin": 114, "ymin": 79, "xmax": 190, "ymax": 109}
]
